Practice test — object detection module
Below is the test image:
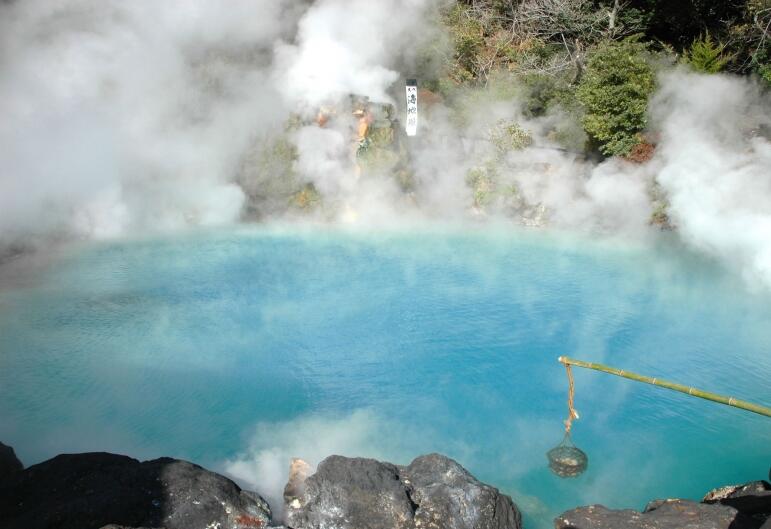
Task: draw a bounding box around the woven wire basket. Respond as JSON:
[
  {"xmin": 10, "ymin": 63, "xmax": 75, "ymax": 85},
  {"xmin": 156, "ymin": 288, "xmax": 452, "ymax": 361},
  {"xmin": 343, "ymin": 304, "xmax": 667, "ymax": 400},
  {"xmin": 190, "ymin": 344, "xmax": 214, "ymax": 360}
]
[{"xmin": 547, "ymin": 435, "xmax": 588, "ymax": 478}]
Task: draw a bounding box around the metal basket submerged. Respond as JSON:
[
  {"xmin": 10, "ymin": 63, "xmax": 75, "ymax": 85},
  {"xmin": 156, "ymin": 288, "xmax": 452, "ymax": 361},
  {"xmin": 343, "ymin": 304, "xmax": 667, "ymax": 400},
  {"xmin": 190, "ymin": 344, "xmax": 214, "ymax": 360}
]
[{"xmin": 547, "ymin": 434, "xmax": 588, "ymax": 478}]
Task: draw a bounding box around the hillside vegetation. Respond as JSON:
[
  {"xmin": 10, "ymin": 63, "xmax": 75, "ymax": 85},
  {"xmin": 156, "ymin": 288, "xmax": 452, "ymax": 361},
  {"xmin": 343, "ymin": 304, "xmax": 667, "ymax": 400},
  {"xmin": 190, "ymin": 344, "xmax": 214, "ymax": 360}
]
[
  {"xmin": 243, "ymin": 0, "xmax": 770, "ymax": 225},
  {"xmin": 431, "ymin": 0, "xmax": 770, "ymax": 157}
]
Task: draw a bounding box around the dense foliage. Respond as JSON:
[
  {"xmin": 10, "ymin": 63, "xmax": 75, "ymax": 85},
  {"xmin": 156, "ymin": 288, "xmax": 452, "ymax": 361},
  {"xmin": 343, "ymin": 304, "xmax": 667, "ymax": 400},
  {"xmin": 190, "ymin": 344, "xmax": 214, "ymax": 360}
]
[
  {"xmin": 436, "ymin": 0, "xmax": 770, "ymax": 157},
  {"xmin": 684, "ymin": 33, "xmax": 733, "ymax": 73},
  {"xmin": 248, "ymin": 0, "xmax": 770, "ymax": 221},
  {"xmin": 576, "ymin": 39, "xmax": 655, "ymax": 156}
]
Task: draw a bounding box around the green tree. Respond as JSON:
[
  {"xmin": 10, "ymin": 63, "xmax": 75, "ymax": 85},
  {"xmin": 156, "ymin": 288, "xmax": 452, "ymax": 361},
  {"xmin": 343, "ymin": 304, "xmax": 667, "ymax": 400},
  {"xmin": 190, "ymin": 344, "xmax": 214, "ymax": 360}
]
[
  {"xmin": 684, "ymin": 32, "xmax": 733, "ymax": 73},
  {"xmin": 757, "ymin": 62, "xmax": 771, "ymax": 85},
  {"xmin": 577, "ymin": 39, "xmax": 655, "ymax": 157}
]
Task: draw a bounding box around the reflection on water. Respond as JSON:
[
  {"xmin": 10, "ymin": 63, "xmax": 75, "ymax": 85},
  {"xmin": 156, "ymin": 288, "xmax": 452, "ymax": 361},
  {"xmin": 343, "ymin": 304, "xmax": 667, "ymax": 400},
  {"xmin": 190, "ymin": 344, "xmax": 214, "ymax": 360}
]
[{"xmin": 1, "ymin": 226, "xmax": 770, "ymax": 529}]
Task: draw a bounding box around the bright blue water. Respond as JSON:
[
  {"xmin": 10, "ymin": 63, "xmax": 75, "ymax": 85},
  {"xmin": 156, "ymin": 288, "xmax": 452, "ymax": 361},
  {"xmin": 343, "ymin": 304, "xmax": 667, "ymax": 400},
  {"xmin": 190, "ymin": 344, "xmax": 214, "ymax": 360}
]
[{"xmin": 1, "ymin": 226, "xmax": 770, "ymax": 528}]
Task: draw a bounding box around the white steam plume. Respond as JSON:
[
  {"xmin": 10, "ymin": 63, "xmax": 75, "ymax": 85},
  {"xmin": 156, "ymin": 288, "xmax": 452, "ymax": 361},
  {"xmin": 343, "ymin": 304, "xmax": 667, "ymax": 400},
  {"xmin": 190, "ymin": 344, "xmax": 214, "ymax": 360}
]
[
  {"xmin": 274, "ymin": 0, "xmax": 435, "ymax": 108},
  {"xmin": 222, "ymin": 409, "xmax": 473, "ymax": 522},
  {"xmin": 648, "ymin": 72, "xmax": 771, "ymax": 289},
  {"xmin": 407, "ymin": 93, "xmax": 654, "ymax": 233},
  {"xmin": 2, "ymin": 1, "xmax": 771, "ymax": 292},
  {"xmin": 0, "ymin": 0, "xmax": 442, "ymax": 245},
  {"xmin": 0, "ymin": 0, "xmax": 298, "ymax": 242}
]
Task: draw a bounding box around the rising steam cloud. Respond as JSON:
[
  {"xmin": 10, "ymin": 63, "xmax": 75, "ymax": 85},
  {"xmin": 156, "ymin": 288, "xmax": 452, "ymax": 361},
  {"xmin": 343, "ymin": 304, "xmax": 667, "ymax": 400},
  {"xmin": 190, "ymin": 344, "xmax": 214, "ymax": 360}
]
[
  {"xmin": 0, "ymin": 0, "xmax": 435, "ymax": 245},
  {"xmin": 1, "ymin": 0, "xmax": 771, "ymax": 288},
  {"xmin": 222, "ymin": 411, "xmax": 399, "ymax": 520},
  {"xmin": 0, "ymin": 0, "xmax": 299, "ymax": 241},
  {"xmin": 221, "ymin": 409, "xmax": 473, "ymax": 522},
  {"xmin": 649, "ymin": 71, "xmax": 771, "ymax": 289}
]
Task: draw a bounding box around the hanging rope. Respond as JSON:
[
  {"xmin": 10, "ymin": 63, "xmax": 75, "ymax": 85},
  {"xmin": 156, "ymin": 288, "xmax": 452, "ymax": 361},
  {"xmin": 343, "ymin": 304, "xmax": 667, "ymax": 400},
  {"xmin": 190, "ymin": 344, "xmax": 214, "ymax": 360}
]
[
  {"xmin": 549, "ymin": 359, "xmax": 588, "ymax": 477},
  {"xmin": 563, "ymin": 361, "xmax": 580, "ymax": 434}
]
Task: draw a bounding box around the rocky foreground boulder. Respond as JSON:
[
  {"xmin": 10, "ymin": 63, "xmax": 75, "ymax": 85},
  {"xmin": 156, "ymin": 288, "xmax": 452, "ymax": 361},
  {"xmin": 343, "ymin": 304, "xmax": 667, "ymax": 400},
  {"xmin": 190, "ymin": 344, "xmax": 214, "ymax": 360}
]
[
  {"xmin": 5, "ymin": 440, "xmax": 765, "ymax": 529},
  {"xmin": 556, "ymin": 479, "xmax": 771, "ymax": 529},
  {"xmin": 283, "ymin": 453, "xmax": 521, "ymax": 529},
  {"xmin": 0, "ymin": 444, "xmax": 519, "ymax": 529},
  {"xmin": 0, "ymin": 450, "xmax": 271, "ymax": 529},
  {"xmin": 0, "ymin": 441, "xmax": 23, "ymax": 483},
  {"xmin": 702, "ymin": 480, "xmax": 771, "ymax": 521}
]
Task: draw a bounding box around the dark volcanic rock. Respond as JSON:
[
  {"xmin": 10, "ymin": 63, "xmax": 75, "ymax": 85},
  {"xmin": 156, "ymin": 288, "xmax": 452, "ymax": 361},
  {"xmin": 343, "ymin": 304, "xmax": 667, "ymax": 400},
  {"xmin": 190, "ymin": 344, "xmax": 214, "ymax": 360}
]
[
  {"xmin": 555, "ymin": 499, "xmax": 762, "ymax": 529},
  {"xmin": 100, "ymin": 526, "xmax": 164, "ymax": 529},
  {"xmin": 0, "ymin": 450, "xmax": 271, "ymax": 529},
  {"xmin": 284, "ymin": 453, "xmax": 521, "ymax": 529},
  {"xmin": 285, "ymin": 456, "xmax": 414, "ymax": 529},
  {"xmin": 0, "ymin": 441, "xmax": 23, "ymax": 483},
  {"xmin": 703, "ymin": 481, "xmax": 771, "ymax": 520},
  {"xmin": 402, "ymin": 453, "xmax": 521, "ymax": 529}
]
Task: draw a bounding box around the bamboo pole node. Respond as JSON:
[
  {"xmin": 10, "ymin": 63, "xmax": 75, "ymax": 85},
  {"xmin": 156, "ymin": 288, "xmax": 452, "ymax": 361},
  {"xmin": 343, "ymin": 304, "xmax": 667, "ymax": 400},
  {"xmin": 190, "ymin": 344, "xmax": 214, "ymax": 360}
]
[{"xmin": 557, "ymin": 356, "xmax": 771, "ymax": 418}]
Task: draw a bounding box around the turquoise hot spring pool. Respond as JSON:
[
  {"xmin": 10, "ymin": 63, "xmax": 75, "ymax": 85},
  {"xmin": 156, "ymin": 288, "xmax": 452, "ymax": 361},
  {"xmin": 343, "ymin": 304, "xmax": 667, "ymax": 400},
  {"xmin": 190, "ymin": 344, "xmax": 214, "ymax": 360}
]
[{"xmin": 1, "ymin": 226, "xmax": 769, "ymax": 528}]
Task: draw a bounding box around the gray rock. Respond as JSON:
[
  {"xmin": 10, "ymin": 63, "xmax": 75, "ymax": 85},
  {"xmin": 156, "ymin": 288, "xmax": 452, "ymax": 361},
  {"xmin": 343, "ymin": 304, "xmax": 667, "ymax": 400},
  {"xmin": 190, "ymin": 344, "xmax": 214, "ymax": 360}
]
[
  {"xmin": 0, "ymin": 450, "xmax": 271, "ymax": 529},
  {"xmin": 0, "ymin": 441, "xmax": 23, "ymax": 484},
  {"xmin": 285, "ymin": 456, "xmax": 414, "ymax": 529},
  {"xmin": 283, "ymin": 458, "xmax": 312, "ymax": 507},
  {"xmin": 100, "ymin": 526, "xmax": 165, "ymax": 529},
  {"xmin": 555, "ymin": 499, "xmax": 762, "ymax": 529},
  {"xmin": 703, "ymin": 481, "xmax": 771, "ymax": 519},
  {"xmin": 402, "ymin": 453, "xmax": 521, "ymax": 529},
  {"xmin": 157, "ymin": 458, "xmax": 271, "ymax": 529},
  {"xmin": 284, "ymin": 453, "xmax": 521, "ymax": 529},
  {"xmin": 704, "ymin": 481, "xmax": 770, "ymax": 501}
]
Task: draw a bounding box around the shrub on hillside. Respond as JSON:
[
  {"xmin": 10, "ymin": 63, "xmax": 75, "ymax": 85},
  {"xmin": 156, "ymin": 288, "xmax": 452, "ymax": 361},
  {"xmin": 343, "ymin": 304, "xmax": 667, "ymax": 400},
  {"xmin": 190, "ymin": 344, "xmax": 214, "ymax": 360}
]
[
  {"xmin": 577, "ymin": 39, "xmax": 656, "ymax": 157},
  {"xmin": 758, "ymin": 63, "xmax": 771, "ymax": 85},
  {"xmin": 488, "ymin": 119, "xmax": 533, "ymax": 153},
  {"xmin": 442, "ymin": 3, "xmax": 511, "ymax": 84},
  {"xmin": 290, "ymin": 183, "xmax": 321, "ymax": 211},
  {"xmin": 684, "ymin": 32, "xmax": 733, "ymax": 73},
  {"xmin": 237, "ymin": 131, "xmax": 300, "ymax": 208},
  {"xmin": 445, "ymin": 4, "xmax": 485, "ymax": 83},
  {"xmin": 466, "ymin": 164, "xmax": 497, "ymax": 208}
]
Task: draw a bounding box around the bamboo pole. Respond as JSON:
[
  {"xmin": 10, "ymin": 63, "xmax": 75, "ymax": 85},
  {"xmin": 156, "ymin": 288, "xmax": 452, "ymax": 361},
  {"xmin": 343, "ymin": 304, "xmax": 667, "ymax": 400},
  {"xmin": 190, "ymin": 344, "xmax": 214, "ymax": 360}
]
[{"xmin": 558, "ymin": 356, "xmax": 771, "ymax": 419}]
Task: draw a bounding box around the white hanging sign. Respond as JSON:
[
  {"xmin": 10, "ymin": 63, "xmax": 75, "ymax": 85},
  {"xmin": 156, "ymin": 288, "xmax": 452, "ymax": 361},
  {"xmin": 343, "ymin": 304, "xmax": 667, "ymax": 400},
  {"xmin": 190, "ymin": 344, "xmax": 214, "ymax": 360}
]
[{"xmin": 405, "ymin": 79, "xmax": 418, "ymax": 137}]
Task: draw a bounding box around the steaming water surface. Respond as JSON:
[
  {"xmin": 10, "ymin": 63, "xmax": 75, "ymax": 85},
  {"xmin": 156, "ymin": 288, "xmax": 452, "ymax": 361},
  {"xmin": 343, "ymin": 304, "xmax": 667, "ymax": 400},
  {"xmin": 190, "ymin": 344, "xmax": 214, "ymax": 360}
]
[{"xmin": 1, "ymin": 227, "xmax": 770, "ymax": 528}]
